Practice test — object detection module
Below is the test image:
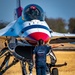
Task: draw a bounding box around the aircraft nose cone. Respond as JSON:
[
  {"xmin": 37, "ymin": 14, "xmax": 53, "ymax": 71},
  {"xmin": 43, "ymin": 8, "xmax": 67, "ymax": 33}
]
[{"xmin": 29, "ymin": 32, "xmax": 50, "ymax": 43}]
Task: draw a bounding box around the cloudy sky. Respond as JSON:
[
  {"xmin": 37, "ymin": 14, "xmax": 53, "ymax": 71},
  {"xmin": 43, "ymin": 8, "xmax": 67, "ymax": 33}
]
[{"xmin": 0, "ymin": 0, "xmax": 75, "ymax": 22}]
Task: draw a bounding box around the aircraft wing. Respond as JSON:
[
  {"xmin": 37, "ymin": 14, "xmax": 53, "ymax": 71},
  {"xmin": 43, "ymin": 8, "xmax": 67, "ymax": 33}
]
[
  {"xmin": 50, "ymin": 32, "xmax": 75, "ymax": 43},
  {"xmin": 0, "ymin": 20, "xmax": 24, "ymax": 37},
  {"xmin": 0, "ymin": 21, "xmax": 18, "ymax": 36}
]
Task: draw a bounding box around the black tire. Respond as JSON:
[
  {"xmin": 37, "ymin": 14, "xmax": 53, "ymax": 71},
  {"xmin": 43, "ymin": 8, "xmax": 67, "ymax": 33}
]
[{"xmin": 52, "ymin": 68, "xmax": 58, "ymax": 75}]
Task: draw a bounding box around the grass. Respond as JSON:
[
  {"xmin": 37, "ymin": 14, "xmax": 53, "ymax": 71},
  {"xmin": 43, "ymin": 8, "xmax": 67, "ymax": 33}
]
[
  {"xmin": 0, "ymin": 51, "xmax": 75, "ymax": 75},
  {"xmin": 0, "ymin": 42, "xmax": 75, "ymax": 75}
]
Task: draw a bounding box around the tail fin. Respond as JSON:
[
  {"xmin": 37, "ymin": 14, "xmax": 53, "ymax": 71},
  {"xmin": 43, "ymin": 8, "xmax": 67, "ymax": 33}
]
[{"xmin": 14, "ymin": 0, "xmax": 23, "ymax": 20}]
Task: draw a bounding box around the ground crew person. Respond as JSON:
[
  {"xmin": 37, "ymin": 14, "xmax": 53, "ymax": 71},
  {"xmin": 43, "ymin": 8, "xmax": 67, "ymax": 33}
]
[
  {"xmin": 33, "ymin": 39, "xmax": 64, "ymax": 75},
  {"xmin": 33, "ymin": 39, "xmax": 52, "ymax": 75}
]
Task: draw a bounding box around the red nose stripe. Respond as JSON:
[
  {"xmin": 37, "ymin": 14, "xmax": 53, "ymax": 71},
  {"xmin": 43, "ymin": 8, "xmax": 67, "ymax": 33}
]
[{"xmin": 28, "ymin": 32, "xmax": 50, "ymax": 43}]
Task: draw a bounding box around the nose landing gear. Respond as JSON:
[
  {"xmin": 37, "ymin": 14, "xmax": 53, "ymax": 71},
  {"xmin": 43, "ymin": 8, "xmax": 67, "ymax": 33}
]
[{"xmin": 46, "ymin": 62, "xmax": 67, "ymax": 75}]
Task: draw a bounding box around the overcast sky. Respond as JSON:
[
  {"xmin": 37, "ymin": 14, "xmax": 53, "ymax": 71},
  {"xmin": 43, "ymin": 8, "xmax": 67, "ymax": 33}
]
[{"xmin": 0, "ymin": 0, "xmax": 75, "ymax": 22}]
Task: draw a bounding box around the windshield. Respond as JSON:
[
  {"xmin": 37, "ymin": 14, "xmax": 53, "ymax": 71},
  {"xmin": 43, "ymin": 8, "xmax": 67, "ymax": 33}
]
[{"xmin": 22, "ymin": 4, "xmax": 45, "ymax": 21}]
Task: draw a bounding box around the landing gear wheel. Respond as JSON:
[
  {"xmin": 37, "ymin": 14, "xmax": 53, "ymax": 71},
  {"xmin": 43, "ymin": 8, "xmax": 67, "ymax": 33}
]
[{"xmin": 52, "ymin": 68, "xmax": 58, "ymax": 75}]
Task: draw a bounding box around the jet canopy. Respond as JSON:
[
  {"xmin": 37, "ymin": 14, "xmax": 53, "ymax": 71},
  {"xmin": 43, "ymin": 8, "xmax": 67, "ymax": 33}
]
[{"xmin": 22, "ymin": 4, "xmax": 45, "ymax": 21}]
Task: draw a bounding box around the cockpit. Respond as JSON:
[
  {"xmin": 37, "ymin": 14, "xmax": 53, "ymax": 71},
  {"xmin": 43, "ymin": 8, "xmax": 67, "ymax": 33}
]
[{"xmin": 22, "ymin": 4, "xmax": 45, "ymax": 21}]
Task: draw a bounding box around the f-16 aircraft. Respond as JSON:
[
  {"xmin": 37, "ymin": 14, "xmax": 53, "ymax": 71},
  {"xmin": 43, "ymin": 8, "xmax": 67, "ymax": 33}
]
[{"xmin": 0, "ymin": 0, "xmax": 75, "ymax": 75}]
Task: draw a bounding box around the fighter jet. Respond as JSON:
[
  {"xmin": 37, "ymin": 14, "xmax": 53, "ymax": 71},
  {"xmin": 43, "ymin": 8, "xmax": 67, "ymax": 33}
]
[{"xmin": 0, "ymin": 0, "xmax": 75, "ymax": 75}]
